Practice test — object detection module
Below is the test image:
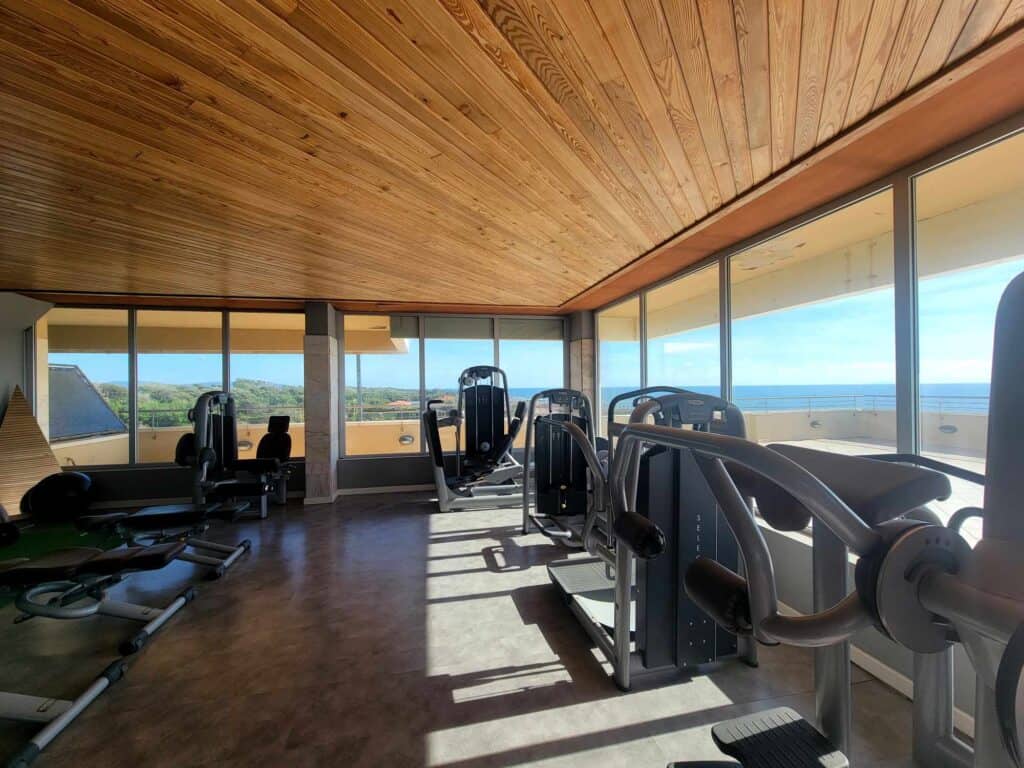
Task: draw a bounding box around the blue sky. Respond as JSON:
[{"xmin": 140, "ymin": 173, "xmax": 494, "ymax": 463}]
[
  {"xmin": 607, "ymin": 257, "xmax": 1024, "ymax": 388},
  {"xmin": 52, "ymin": 259, "xmax": 1023, "ymax": 391}
]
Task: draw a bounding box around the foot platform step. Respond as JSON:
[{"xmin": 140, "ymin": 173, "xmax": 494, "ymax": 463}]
[{"xmin": 703, "ymin": 707, "xmax": 847, "ymax": 768}]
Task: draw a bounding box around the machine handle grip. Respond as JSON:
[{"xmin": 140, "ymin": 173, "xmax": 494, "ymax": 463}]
[
  {"xmin": 612, "ymin": 510, "xmax": 666, "ymax": 560},
  {"xmin": 685, "ymin": 557, "xmax": 754, "ymax": 637}
]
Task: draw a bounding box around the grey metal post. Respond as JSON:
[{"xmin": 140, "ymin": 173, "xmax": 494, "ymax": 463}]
[
  {"xmin": 221, "ymin": 310, "xmax": 230, "ymax": 392},
  {"xmin": 128, "ymin": 308, "xmax": 138, "ymax": 464},
  {"xmin": 418, "ymin": 315, "xmax": 426, "ymax": 454},
  {"xmin": 813, "ymin": 522, "xmax": 852, "ymax": 757},
  {"xmin": 719, "ymin": 255, "xmax": 732, "ymax": 402},
  {"xmin": 356, "ymin": 354, "xmax": 363, "ymax": 422},
  {"xmin": 638, "ymin": 292, "xmax": 648, "ymax": 389},
  {"xmin": 913, "ymin": 650, "xmax": 973, "ymax": 766},
  {"xmin": 893, "ymin": 176, "xmax": 919, "ymax": 455}
]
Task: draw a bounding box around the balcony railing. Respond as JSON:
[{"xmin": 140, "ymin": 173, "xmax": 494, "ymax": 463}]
[{"xmin": 127, "ymin": 404, "xmax": 305, "ymax": 429}]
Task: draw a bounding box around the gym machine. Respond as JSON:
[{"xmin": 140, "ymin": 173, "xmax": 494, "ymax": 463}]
[
  {"xmin": 0, "ymin": 518, "xmax": 195, "ymax": 767},
  {"xmin": 90, "ymin": 392, "xmax": 259, "ymax": 578},
  {"xmin": 547, "ymin": 389, "xmax": 756, "ymax": 689},
  {"xmin": 614, "ymin": 270, "xmax": 1024, "ymax": 767},
  {"xmin": 520, "ymin": 388, "xmax": 595, "ymax": 544},
  {"xmin": 423, "ymin": 366, "xmax": 525, "ymax": 512}
]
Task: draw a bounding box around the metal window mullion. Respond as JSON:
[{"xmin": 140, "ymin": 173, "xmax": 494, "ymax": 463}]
[
  {"xmin": 720, "ymin": 255, "xmax": 732, "ymax": 402},
  {"xmin": 563, "ymin": 317, "xmax": 570, "ymax": 388},
  {"xmin": 638, "ymin": 292, "xmax": 648, "ymax": 388},
  {"xmin": 128, "ymin": 308, "xmax": 138, "ymax": 465},
  {"xmin": 893, "ymin": 175, "xmax": 919, "ymax": 455},
  {"xmin": 418, "ymin": 314, "xmax": 426, "ymax": 454},
  {"xmin": 337, "ymin": 310, "xmax": 346, "ymax": 458},
  {"xmin": 222, "ymin": 310, "xmax": 230, "ymax": 392},
  {"xmin": 493, "ymin": 317, "xmax": 500, "ymax": 368}
]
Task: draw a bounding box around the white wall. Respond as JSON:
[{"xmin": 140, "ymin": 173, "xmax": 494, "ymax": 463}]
[{"xmin": 0, "ymin": 293, "xmax": 52, "ymax": 415}]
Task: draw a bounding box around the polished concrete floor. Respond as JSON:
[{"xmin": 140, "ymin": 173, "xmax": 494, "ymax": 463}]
[{"xmin": 0, "ymin": 494, "xmax": 916, "ymax": 767}]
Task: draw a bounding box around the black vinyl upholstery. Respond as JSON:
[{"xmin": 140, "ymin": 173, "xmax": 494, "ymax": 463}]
[
  {"xmin": 730, "ymin": 444, "xmax": 953, "ymax": 531},
  {"xmin": 20, "ymin": 472, "xmax": 93, "ymax": 521},
  {"xmin": 423, "ymin": 407, "xmax": 446, "ymax": 469},
  {"xmin": 257, "ymin": 416, "xmax": 292, "ymax": 462},
  {"xmin": 0, "ymin": 542, "xmax": 185, "ymax": 586}
]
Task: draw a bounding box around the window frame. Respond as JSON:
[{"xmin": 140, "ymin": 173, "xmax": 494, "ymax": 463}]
[
  {"xmin": 591, "ymin": 112, "xmax": 1024, "ymax": 465},
  {"xmin": 38, "ymin": 307, "xmax": 306, "ymax": 469},
  {"xmin": 339, "ymin": 312, "xmax": 569, "ymax": 459}
]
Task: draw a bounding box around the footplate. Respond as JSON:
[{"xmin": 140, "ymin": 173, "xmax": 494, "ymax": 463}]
[{"xmin": 709, "ymin": 707, "xmax": 847, "ymax": 768}]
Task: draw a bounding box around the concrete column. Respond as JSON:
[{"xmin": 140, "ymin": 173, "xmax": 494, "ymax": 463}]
[
  {"xmin": 568, "ymin": 311, "xmax": 595, "ymax": 410},
  {"xmin": 303, "ymin": 302, "xmax": 339, "ymax": 504}
]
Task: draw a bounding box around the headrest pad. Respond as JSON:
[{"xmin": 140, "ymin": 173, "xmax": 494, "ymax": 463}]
[
  {"xmin": 268, "ymin": 415, "xmax": 291, "ymax": 434},
  {"xmin": 20, "ymin": 471, "xmax": 93, "ymax": 522}
]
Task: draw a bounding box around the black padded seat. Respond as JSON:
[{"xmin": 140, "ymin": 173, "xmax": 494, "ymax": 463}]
[
  {"xmin": 769, "ymin": 444, "xmax": 952, "ymax": 528},
  {"xmin": 727, "ymin": 445, "xmax": 953, "ymax": 531},
  {"xmin": 0, "ymin": 542, "xmax": 184, "ymax": 586},
  {"xmin": 85, "ymin": 543, "xmax": 184, "ymax": 573},
  {"xmin": 0, "ymin": 549, "xmax": 102, "ymax": 584},
  {"xmin": 117, "ymin": 504, "xmax": 210, "ymax": 529}
]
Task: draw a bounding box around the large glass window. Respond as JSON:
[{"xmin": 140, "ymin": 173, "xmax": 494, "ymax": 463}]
[
  {"xmin": 424, "ymin": 317, "xmax": 494, "ymax": 452},
  {"xmin": 730, "ymin": 190, "xmax": 896, "ymax": 454},
  {"xmin": 498, "ymin": 318, "xmax": 565, "ymax": 447},
  {"xmin": 596, "ymin": 296, "xmax": 641, "ymax": 435},
  {"xmin": 645, "ymin": 264, "xmax": 720, "ymax": 396},
  {"xmin": 915, "ymin": 131, "xmax": 1024, "ymax": 532},
  {"xmin": 136, "ymin": 310, "xmax": 223, "ymax": 463},
  {"xmin": 229, "ymin": 312, "xmax": 305, "ymax": 459},
  {"xmin": 43, "ymin": 308, "xmax": 130, "ymax": 466},
  {"xmin": 344, "ymin": 315, "xmax": 421, "ymax": 456}
]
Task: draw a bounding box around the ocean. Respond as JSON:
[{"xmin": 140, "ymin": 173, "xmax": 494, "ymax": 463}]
[{"xmin": 509, "ymin": 383, "xmax": 991, "ymax": 414}]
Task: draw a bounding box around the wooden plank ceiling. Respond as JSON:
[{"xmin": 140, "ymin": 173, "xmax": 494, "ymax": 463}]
[{"xmin": 1, "ymin": 0, "xmax": 1022, "ymax": 311}]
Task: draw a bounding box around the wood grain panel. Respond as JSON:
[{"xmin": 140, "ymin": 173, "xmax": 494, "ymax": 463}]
[
  {"xmin": 767, "ymin": 0, "xmax": 803, "ymax": 171},
  {"xmin": 564, "ymin": 25, "xmax": 1024, "ymax": 310},
  {"xmin": 793, "ymin": 0, "xmax": 839, "ymax": 158},
  {"xmin": 0, "ymin": 0, "xmax": 1018, "ymax": 312},
  {"xmin": 0, "ymin": 388, "xmax": 61, "ymax": 517},
  {"xmin": 845, "ymin": 0, "xmax": 911, "ymax": 127},
  {"xmin": 734, "ymin": 0, "xmax": 772, "ymax": 182}
]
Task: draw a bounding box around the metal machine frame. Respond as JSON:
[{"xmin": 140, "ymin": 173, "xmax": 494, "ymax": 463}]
[
  {"xmin": 547, "ymin": 389, "xmax": 756, "ymax": 690},
  {"xmin": 520, "ymin": 388, "xmax": 595, "ymax": 543},
  {"xmin": 631, "ymin": 271, "xmax": 1024, "ymax": 767},
  {"xmin": 423, "ymin": 366, "xmax": 524, "ymax": 512}
]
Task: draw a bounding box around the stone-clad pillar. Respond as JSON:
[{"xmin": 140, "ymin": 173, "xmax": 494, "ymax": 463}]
[
  {"xmin": 568, "ymin": 311, "xmax": 595, "ymax": 411},
  {"xmin": 303, "ymin": 302, "xmax": 339, "ymax": 504}
]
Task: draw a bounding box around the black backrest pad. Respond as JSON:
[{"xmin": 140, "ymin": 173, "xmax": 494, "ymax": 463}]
[
  {"xmin": 422, "ymin": 409, "xmax": 445, "ymax": 469},
  {"xmin": 258, "ymin": 431, "xmax": 292, "ymax": 461},
  {"xmin": 267, "ymin": 415, "xmax": 290, "ymax": 434},
  {"xmin": 766, "ymin": 444, "xmax": 952, "ymax": 527},
  {"xmin": 20, "ymin": 471, "xmax": 93, "ymax": 521},
  {"xmin": 175, "ymin": 432, "xmax": 197, "ymax": 467},
  {"xmin": 534, "ymin": 414, "xmax": 588, "ymax": 518},
  {"xmin": 463, "ymin": 385, "xmax": 505, "ymax": 460}
]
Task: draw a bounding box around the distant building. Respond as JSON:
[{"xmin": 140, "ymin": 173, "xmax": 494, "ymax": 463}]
[{"xmin": 48, "ymin": 365, "xmax": 127, "ymax": 441}]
